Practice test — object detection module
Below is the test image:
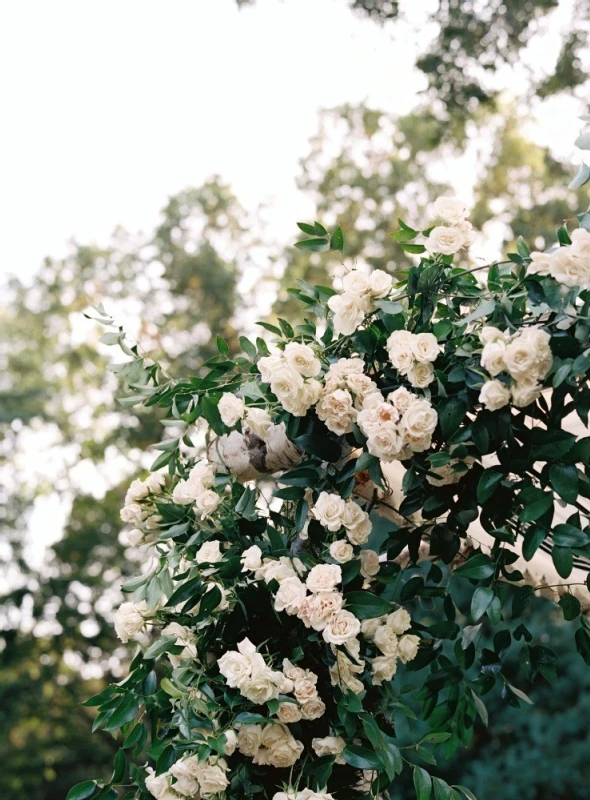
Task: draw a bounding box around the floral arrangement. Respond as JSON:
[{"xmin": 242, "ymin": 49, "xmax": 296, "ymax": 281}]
[{"xmin": 71, "ymin": 195, "xmax": 590, "ymax": 800}]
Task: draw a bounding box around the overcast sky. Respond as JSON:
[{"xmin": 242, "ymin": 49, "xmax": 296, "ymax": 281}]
[{"xmin": 0, "ymin": 0, "xmax": 583, "ymax": 286}]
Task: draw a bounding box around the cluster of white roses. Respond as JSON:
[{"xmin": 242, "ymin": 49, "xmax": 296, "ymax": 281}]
[
  {"xmin": 357, "ymin": 386, "xmax": 438, "ymax": 461},
  {"xmin": 327, "ymin": 267, "xmax": 393, "ymax": 336},
  {"xmin": 145, "ymin": 754, "xmax": 229, "ymax": 800},
  {"xmin": 386, "ymin": 329, "xmax": 441, "ymax": 388},
  {"xmin": 160, "ymin": 621, "xmax": 198, "ymax": 667},
  {"xmin": 361, "ymin": 607, "xmax": 420, "ymax": 685},
  {"xmin": 119, "ymin": 472, "xmax": 166, "ymax": 544},
  {"xmin": 171, "ymin": 459, "xmax": 221, "ymax": 518},
  {"xmin": 113, "ymin": 599, "xmax": 150, "ymax": 643},
  {"xmin": 257, "ymin": 343, "xmax": 323, "ymax": 417},
  {"xmin": 313, "ymin": 491, "xmax": 372, "ymax": 545},
  {"xmin": 218, "ymin": 392, "xmax": 275, "ymax": 438},
  {"xmin": 315, "ymin": 357, "xmax": 378, "ymax": 435},
  {"xmin": 478, "ymin": 325, "xmax": 553, "ymax": 411},
  {"xmin": 235, "ymin": 722, "xmax": 304, "ymax": 769},
  {"xmin": 425, "ymin": 196, "xmax": 476, "ymax": 255},
  {"xmin": 529, "ymin": 228, "xmax": 590, "ymax": 288}
]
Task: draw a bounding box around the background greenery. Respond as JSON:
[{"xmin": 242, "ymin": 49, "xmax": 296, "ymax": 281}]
[{"xmin": 1, "ymin": 1, "xmax": 589, "ymax": 797}]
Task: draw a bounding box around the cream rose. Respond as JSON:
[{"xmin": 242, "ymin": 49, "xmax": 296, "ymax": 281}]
[
  {"xmin": 218, "ymin": 651, "xmax": 251, "ymax": 688},
  {"xmin": 316, "ymin": 388, "xmax": 357, "ymax": 435},
  {"xmin": 374, "ymin": 625, "xmax": 399, "ymax": 656},
  {"xmin": 274, "ymin": 576, "xmax": 308, "ymax": 615},
  {"xmin": 241, "ymin": 544, "xmax": 263, "ymax": 572},
  {"xmin": 407, "ymin": 360, "xmax": 435, "ymax": 388},
  {"xmin": 284, "ymin": 342, "xmax": 322, "ymax": 377},
  {"xmin": 425, "ymin": 225, "xmax": 465, "ymax": 255},
  {"xmin": 342, "ymin": 270, "xmax": 371, "ymax": 294},
  {"xmin": 328, "ymin": 292, "xmax": 371, "ymax": 336},
  {"xmin": 322, "ymin": 609, "xmax": 361, "ymax": 645},
  {"xmin": 218, "ymin": 393, "xmax": 245, "ymax": 427},
  {"xmin": 301, "ymin": 697, "xmax": 326, "ymax": 720},
  {"xmin": 237, "ymin": 724, "xmax": 263, "ymax": 757},
  {"xmin": 400, "ymin": 399, "xmax": 438, "ymax": 440},
  {"xmin": 387, "ymin": 607, "xmax": 412, "ymax": 634},
  {"xmin": 511, "ymin": 379, "xmax": 542, "ymax": 408},
  {"xmin": 196, "ymin": 539, "xmax": 223, "ymax": 564},
  {"xmin": 113, "ymin": 600, "xmax": 148, "ymax": 643},
  {"xmin": 481, "ymin": 341, "xmax": 506, "ymax": 376},
  {"xmin": 307, "ymin": 591, "xmax": 344, "ymax": 631},
  {"xmin": 503, "ymin": 338, "xmax": 538, "ymax": 379},
  {"xmin": 196, "ymin": 489, "xmax": 221, "ymax": 517},
  {"xmin": 433, "ymin": 196, "xmax": 468, "ymax": 224},
  {"xmin": 368, "ymin": 269, "xmax": 393, "ymax": 298},
  {"xmin": 277, "ymin": 701, "xmax": 303, "ymax": 723},
  {"xmin": 145, "ymin": 768, "xmax": 176, "ymax": 800},
  {"xmin": 244, "ymin": 407, "xmax": 272, "ymax": 438},
  {"xmin": 196, "ymin": 761, "xmax": 229, "ymax": 796},
  {"xmin": 550, "ymin": 246, "xmax": 590, "ymax": 288},
  {"xmin": 312, "ymin": 735, "xmax": 346, "ymax": 763},
  {"xmin": 346, "ymin": 515, "xmax": 372, "ymax": 545},
  {"xmin": 388, "ymin": 386, "xmax": 414, "ymax": 413},
  {"xmin": 480, "ymin": 325, "xmax": 508, "ymax": 345},
  {"xmin": 312, "ymin": 492, "xmax": 347, "ymax": 531},
  {"xmin": 125, "ymin": 478, "xmax": 149, "ymax": 502},
  {"xmin": 329, "ymin": 540, "xmax": 354, "ymax": 563},
  {"xmin": 528, "ymin": 250, "xmax": 552, "ymax": 276},
  {"xmin": 257, "ymin": 354, "xmax": 284, "ymax": 383},
  {"xmin": 359, "ymin": 549, "xmax": 380, "ymax": 578},
  {"xmin": 306, "ymin": 563, "xmax": 342, "ymax": 593},
  {"xmin": 398, "ymin": 633, "xmax": 420, "ymax": 663},
  {"xmin": 386, "ymin": 329, "xmax": 415, "ymax": 374},
  {"xmin": 479, "ymin": 379, "xmax": 511, "ymax": 411},
  {"xmin": 411, "ymin": 332, "xmax": 441, "ymax": 363},
  {"xmin": 372, "ymin": 654, "xmax": 398, "ymax": 685}
]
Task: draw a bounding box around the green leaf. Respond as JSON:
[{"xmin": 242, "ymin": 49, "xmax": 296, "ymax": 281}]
[
  {"xmin": 297, "ymin": 222, "xmax": 317, "ymax": 235},
  {"xmin": 438, "ymin": 397, "xmax": 467, "ymax": 439},
  {"xmin": 343, "ymin": 590, "xmax": 393, "ymax": 619},
  {"xmin": 66, "ymin": 781, "xmax": 97, "ymax": 800},
  {"xmin": 400, "ymin": 242, "xmax": 426, "ymax": 254},
  {"xmin": 557, "ymin": 225, "xmax": 572, "ymax": 245},
  {"xmin": 239, "ymin": 336, "xmax": 257, "ymax": 361},
  {"xmin": 552, "ymin": 524, "xmax": 590, "ymax": 549},
  {"xmin": 461, "ymin": 298, "xmax": 496, "ymax": 325},
  {"xmin": 505, "ymin": 682, "xmax": 534, "ymax": 705},
  {"xmin": 471, "ymin": 690, "xmax": 489, "ymax": 727},
  {"xmin": 200, "ymin": 396, "xmax": 225, "ymax": 436},
  {"xmin": 103, "ymin": 694, "xmax": 140, "ymax": 732},
  {"xmin": 476, "ymin": 469, "xmax": 503, "ymax": 504},
  {"xmin": 234, "ymin": 711, "xmax": 269, "ymax": 725},
  {"xmin": 413, "ymin": 766, "xmax": 432, "ymax": 800},
  {"xmin": 330, "ymin": 226, "xmax": 344, "ymax": 252},
  {"xmin": 569, "ymin": 163, "xmax": 590, "ymax": 189},
  {"xmin": 552, "ymin": 546, "xmax": 573, "ymax": 578},
  {"xmin": 294, "ymin": 237, "xmax": 329, "ymax": 252},
  {"xmin": 294, "ymin": 434, "xmax": 341, "ymax": 462},
  {"xmin": 143, "ymin": 635, "xmax": 177, "ymax": 660},
  {"xmin": 471, "ymin": 587, "xmax": 494, "ymax": 621},
  {"xmin": 454, "ymin": 553, "xmax": 495, "ymax": 580},
  {"xmin": 111, "ymin": 748, "xmax": 126, "ymax": 784},
  {"xmin": 342, "ymin": 744, "xmax": 384, "ymax": 771},
  {"xmin": 575, "ymin": 627, "xmax": 590, "ymax": 665},
  {"xmin": 549, "ymin": 463, "xmax": 579, "ymax": 504},
  {"xmin": 433, "ymin": 777, "xmax": 452, "ymax": 800},
  {"xmin": 166, "ymin": 576, "xmax": 202, "ymax": 607},
  {"xmin": 216, "ymin": 335, "xmax": 229, "ymax": 356},
  {"xmin": 453, "ymin": 787, "xmax": 478, "ymax": 800},
  {"xmin": 122, "ymin": 723, "xmax": 146, "ymax": 750},
  {"xmin": 559, "ymin": 593, "xmax": 581, "ymax": 621}
]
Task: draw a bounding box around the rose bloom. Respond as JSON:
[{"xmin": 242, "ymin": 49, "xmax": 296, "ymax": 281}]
[
  {"xmin": 316, "ymin": 388, "xmax": 357, "ymax": 435},
  {"xmin": 301, "ymin": 696, "xmax": 326, "ymax": 720},
  {"xmin": 237, "ymin": 724, "xmax": 263, "ymax": 757},
  {"xmin": 481, "ymin": 341, "xmax": 506, "ymax": 377},
  {"xmin": 388, "ymin": 386, "xmax": 414, "ymax": 413},
  {"xmin": 411, "ymin": 332, "xmax": 441, "ymax": 363},
  {"xmin": 361, "ymin": 616, "xmax": 386, "ymax": 638},
  {"xmin": 346, "ymin": 515, "xmax": 372, "ymax": 545},
  {"xmin": 323, "ymin": 609, "xmax": 361, "ymax": 645},
  {"xmin": 400, "ymin": 399, "xmax": 438, "ymax": 438},
  {"xmin": 398, "ymin": 633, "xmax": 420, "ymax": 663},
  {"xmin": 346, "ymin": 372, "xmax": 378, "ymax": 402},
  {"xmin": 386, "ymin": 330, "xmax": 415, "ymax": 374},
  {"xmin": 145, "ymin": 768, "xmax": 176, "ymax": 800},
  {"xmin": 374, "ymin": 625, "xmax": 399, "ymax": 656},
  {"xmin": 293, "ymin": 674, "xmax": 318, "ymax": 702},
  {"xmin": 114, "ymin": 600, "xmax": 148, "ymax": 643},
  {"xmin": 329, "ymin": 540, "xmax": 354, "ymax": 563},
  {"xmin": 270, "ymin": 363, "xmax": 304, "ymax": 402},
  {"xmin": 312, "ymin": 491, "xmax": 347, "ymax": 531},
  {"xmin": 171, "ymin": 479, "xmax": 199, "ymax": 505},
  {"xmin": 195, "ymin": 539, "xmax": 223, "ymax": 564},
  {"xmin": 372, "ymin": 654, "xmax": 398, "ymax": 686},
  {"xmin": 550, "ymin": 246, "xmax": 590, "ymax": 288},
  {"xmin": 307, "ymin": 591, "xmax": 344, "ymax": 631},
  {"xmin": 258, "ymin": 354, "xmax": 284, "ymax": 383},
  {"xmin": 277, "ymin": 701, "xmax": 303, "ymax": 724},
  {"xmin": 479, "ymin": 379, "xmax": 511, "ymax": 411},
  {"xmin": 240, "ymin": 670, "xmax": 281, "ymax": 704},
  {"xmin": 511, "ymin": 378, "xmax": 542, "ymax": 408},
  {"xmin": 306, "ymin": 563, "xmax": 342, "ymax": 593},
  {"xmin": 387, "ymin": 608, "xmax": 412, "ymax": 634},
  {"xmin": 274, "ymin": 576, "xmax": 308, "ymax": 615},
  {"xmin": 282, "ymin": 658, "xmax": 307, "ymax": 681},
  {"xmin": 223, "ymin": 729, "xmax": 238, "ymax": 756},
  {"xmin": 284, "ymin": 341, "xmax": 322, "ymax": 377},
  {"xmin": 169, "ymin": 757, "xmax": 200, "ymax": 797},
  {"xmin": 189, "ymin": 459, "xmax": 216, "ymax": 488},
  {"xmin": 407, "ymin": 360, "xmax": 435, "ymax": 388},
  {"xmin": 218, "ymin": 651, "xmax": 251, "ymax": 688},
  {"xmin": 120, "ymin": 502, "xmax": 147, "ymax": 524},
  {"xmin": 325, "ymin": 357, "xmax": 366, "ymax": 381},
  {"xmin": 426, "ymin": 225, "xmax": 466, "ymax": 255},
  {"xmin": 218, "ymin": 393, "xmax": 245, "ymax": 427},
  {"xmin": 362, "ymin": 391, "xmax": 385, "ymax": 410},
  {"xmin": 503, "ymin": 337, "xmax": 539, "ymax": 379},
  {"xmin": 125, "ymin": 478, "xmax": 150, "ymax": 503},
  {"xmin": 480, "ymin": 325, "xmax": 508, "ymax": 345},
  {"xmin": 328, "ymin": 291, "xmax": 371, "ymax": 336},
  {"xmin": 341, "ymin": 500, "xmax": 366, "ymax": 530},
  {"xmin": 528, "ymin": 250, "xmax": 552, "ymax": 276},
  {"xmin": 241, "ymin": 544, "xmax": 263, "ymax": 572},
  {"xmin": 433, "ymin": 196, "xmax": 468, "ymax": 225},
  {"xmin": 244, "ymin": 407, "xmax": 272, "ymax": 438},
  {"xmin": 125, "ymin": 527, "xmax": 144, "ymax": 547},
  {"xmin": 342, "ymin": 270, "xmax": 371, "ymax": 294},
  {"xmin": 196, "ymin": 489, "xmax": 221, "ymax": 517},
  {"xmin": 366, "ymin": 425, "xmax": 404, "ymax": 460},
  {"xmin": 360, "ymin": 549, "xmax": 380, "ymax": 578},
  {"xmin": 312, "ymin": 735, "xmax": 346, "ymax": 763},
  {"xmin": 571, "ymin": 227, "xmax": 590, "ymax": 257},
  {"xmin": 196, "ymin": 761, "xmax": 229, "ymax": 796},
  {"xmin": 368, "ymin": 268, "xmax": 393, "ymax": 298}
]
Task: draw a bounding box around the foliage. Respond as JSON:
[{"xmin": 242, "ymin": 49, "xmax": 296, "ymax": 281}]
[{"xmin": 72, "ymin": 192, "xmax": 590, "ymax": 800}]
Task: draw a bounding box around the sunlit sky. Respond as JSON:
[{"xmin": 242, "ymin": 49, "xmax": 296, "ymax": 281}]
[
  {"xmin": 1, "ymin": 0, "xmax": 587, "ymax": 567},
  {"xmin": 0, "ymin": 0, "xmax": 584, "ymax": 286}
]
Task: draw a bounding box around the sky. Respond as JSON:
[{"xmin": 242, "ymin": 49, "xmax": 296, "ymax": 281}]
[
  {"xmin": 0, "ymin": 0, "xmax": 583, "ymax": 286},
  {"xmin": 1, "ymin": 0, "xmax": 587, "ymax": 567}
]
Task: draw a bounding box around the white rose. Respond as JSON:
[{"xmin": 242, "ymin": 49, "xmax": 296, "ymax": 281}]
[
  {"xmin": 316, "ymin": 388, "xmax": 357, "ymax": 435},
  {"xmin": 270, "ymin": 364, "xmax": 304, "ymax": 402},
  {"xmin": 456, "ymin": 219, "xmax": 476, "ymax": 246},
  {"xmin": 374, "ymin": 625, "xmax": 399, "ymax": 656},
  {"xmin": 550, "ymin": 246, "xmax": 590, "ymax": 288},
  {"xmin": 387, "ymin": 607, "xmax": 412, "ymax": 634},
  {"xmin": 398, "ymin": 633, "xmax": 420, "ymax": 663},
  {"xmin": 195, "ymin": 489, "xmax": 221, "ymax": 518},
  {"xmin": 223, "ymin": 729, "xmax": 238, "ymax": 756},
  {"xmin": 145, "ymin": 472, "xmax": 166, "ymax": 493},
  {"xmin": 196, "ymin": 762, "xmax": 229, "ymax": 796},
  {"xmin": 571, "ymin": 227, "xmax": 590, "ymax": 257},
  {"xmin": 258, "ymin": 354, "xmax": 284, "ymax": 383},
  {"xmin": 300, "ymin": 378, "xmax": 323, "ymax": 409},
  {"xmin": 480, "ymin": 325, "xmax": 508, "ymax": 345},
  {"xmin": 503, "ymin": 338, "xmax": 538, "ymax": 379},
  {"xmin": 322, "ymin": 610, "xmax": 361, "ymax": 645},
  {"xmin": 312, "ymin": 735, "xmax": 346, "ymax": 763},
  {"xmin": 145, "ymin": 768, "xmax": 176, "ymax": 800},
  {"xmin": 241, "ymin": 544, "xmax": 263, "ymax": 572},
  {"xmin": 481, "ymin": 341, "xmax": 506, "ymax": 376},
  {"xmin": 346, "ymin": 372, "xmax": 378, "ymax": 401},
  {"xmin": 511, "ymin": 378, "xmax": 542, "ymax": 408},
  {"xmin": 189, "ymin": 459, "xmax": 216, "ymax": 488},
  {"xmin": 368, "ymin": 268, "xmax": 393, "ymax": 298},
  {"xmin": 359, "ymin": 549, "xmax": 380, "ymax": 578},
  {"xmin": 361, "ymin": 616, "xmax": 386, "ymax": 638},
  {"xmin": 372, "ymin": 654, "xmax": 398, "ymax": 686},
  {"xmin": 528, "ymin": 250, "xmax": 552, "ymax": 276},
  {"xmin": 196, "ymin": 539, "xmax": 223, "ymax": 564},
  {"xmin": 306, "ymin": 563, "xmax": 342, "ymax": 593},
  {"xmin": 342, "ymin": 270, "xmax": 371, "ymax": 294},
  {"xmin": 125, "ymin": 478, "xmax": 149, "ymax": 503},
  {"xmin": 307, "ymin": 591, "xmax": 344, "ymax": 631},
  {"xmin": 120, "ymin": 502, "xmax": 146, "ymax": 524},
  {"xmin": 329, "ymin": 540, "xmax": 354, "ymax": 563},
  {"xmin": 244, "ymin": 407, "xmax": 273, "ymax": 438},
  {"xmin": 346, "ymin": 515, "xmax": 372, "ymax": 546},
  {"xmin": 240, "ymin": 670, "xmax": 280, "ymax": 704},
  {"xmin": 277, "ymin": 701, "xmax": 303, "ymax": 723},
  {"xmin": 218, "ymin": 393, "xmax": 245, "ymax": 427},
  {"xmin": 425, "ymin": 225, "xmax": 465, "ymax": 255},
  {"xmin": 361, "ymin": 391, "xmax": 385, "ymax": 410},
  {"xmin": 433, "ymin": 196, "xmax": 469, "ymax": 225},
  {"xmin": 258, "ymin": 557, "xmax": 301, "ymax": 584},
  {"xmin": 293, "ymin": 674, "xmax": 318, "ymax": 702},
  {"xmin": 169, "ymin": 757, "xmax": 201, "ymax": 797},
  {"xmin": 388, "ymin": 386, "xmax": 414, "ymax": 413},
  {"xmin": 313, "ymin": 492, "xmax": 347, "ymax": 531},
  {"xmin": 386, "ymin": 329, "xmax": 415, "ymax": 375},
  {"xmin": 479, "ymin": 379, "xmax": 511, "ymax": 411},
  {"xmin": 326, "ymin": 357, "xmax": 366, "ymax": 380},
  {"xmin": 411, "ymin": 332, "xmax": 441, "ymax": 363},
  {"xmin": 113, "ymin": 601, "xmax": 148, "ymax": 643},
  {"xmin": 300, "ymin": 697, "xmax": 326, "ymax": 720},
  {"xmin": 275, "ymin": 577, "xmax": 308, "ymax": 615},
  {"xmin": 284, "ymin": 342, "xmax": 322, "ymax": 377},
  {"xmin": 218, "ymin": 651, "xmax": 251, "ymax": 688},
  {"xmin": 171, "ymin": 479, "xmax": 199, "ymax": 505},
  {"xmin": 237, "ymin": 724, "xmax": 263, "ymax": 757},
  {"xmin": 328, "ymin": 292, "xmax": 372, "ymax": 335},
  {"xmin": 366, "ymin": 425, "xmax": 404, "ymax": 460},
  {"xmin": 400, "ymin": 399, "xmax": 438, "ymax": 439},
  {"xmin": 125, "ymin": 528, "xmax": 144, "ymax": 547},
  {"xmin": 407, "ymin": 360, "xmax": 435, "ymax": 388}
]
